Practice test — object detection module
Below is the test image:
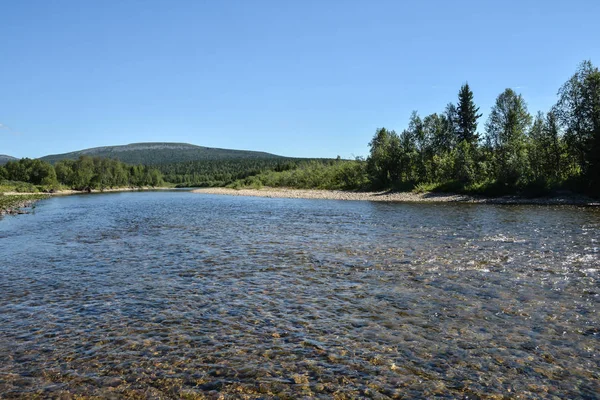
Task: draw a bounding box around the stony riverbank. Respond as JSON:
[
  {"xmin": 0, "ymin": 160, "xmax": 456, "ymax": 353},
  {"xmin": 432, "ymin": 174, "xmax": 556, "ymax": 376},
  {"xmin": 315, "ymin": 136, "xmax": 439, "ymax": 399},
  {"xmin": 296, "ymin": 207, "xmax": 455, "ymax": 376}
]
[
  {"xmin": 2, "ymin": 186, "xmax": 172, "ymax": 196},
  {"xmin": 193, "ymin": 187, "xmax": 600, "ymax": 206},
  {"xmin": 0, "ymin": 194, "xmax": 49, "ymax": 216},
  {"xmin": 0, "ymin": 187, "xmax": 172, "ymax": 216}
]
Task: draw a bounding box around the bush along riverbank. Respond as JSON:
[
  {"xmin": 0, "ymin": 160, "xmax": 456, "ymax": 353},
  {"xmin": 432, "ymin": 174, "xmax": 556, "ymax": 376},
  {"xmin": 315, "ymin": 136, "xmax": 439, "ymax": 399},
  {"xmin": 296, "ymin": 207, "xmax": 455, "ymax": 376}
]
[{"xmin": 225, "ymin": 61, "xmax": 600, "ymax": 200}]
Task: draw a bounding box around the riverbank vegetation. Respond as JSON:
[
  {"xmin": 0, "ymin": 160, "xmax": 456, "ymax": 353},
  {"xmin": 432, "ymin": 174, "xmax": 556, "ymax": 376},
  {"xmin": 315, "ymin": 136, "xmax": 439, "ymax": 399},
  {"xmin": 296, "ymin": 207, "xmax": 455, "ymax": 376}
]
[
  {"xmin": 227, "ymin": 159, "xmax": 368, "ymax": 190},
  {"xmin": 225, "ymin": 60, "xmax": 599, "ymax": 197},
  {"xmin": 0, "ymin": 156, "xmax": 163, "ymax": 192},
  {"xmin": 2, "ymin": 60, "xmax": 598, "ymax": 198},
  {"xmin": 159, "ymin": 158, "xmax": 305, "ymax": 187},
  {"xmin": 363, "ymin": 60, "xmax": 600, "ymax": 197}
]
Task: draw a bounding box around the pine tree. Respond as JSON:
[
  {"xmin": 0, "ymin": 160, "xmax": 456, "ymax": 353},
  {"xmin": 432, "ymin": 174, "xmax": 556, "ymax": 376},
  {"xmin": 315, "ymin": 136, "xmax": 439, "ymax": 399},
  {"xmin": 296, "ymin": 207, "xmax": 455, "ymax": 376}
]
[{"xmin": 456, "ymin": 83, "xmax": 483, "ymax": 144}]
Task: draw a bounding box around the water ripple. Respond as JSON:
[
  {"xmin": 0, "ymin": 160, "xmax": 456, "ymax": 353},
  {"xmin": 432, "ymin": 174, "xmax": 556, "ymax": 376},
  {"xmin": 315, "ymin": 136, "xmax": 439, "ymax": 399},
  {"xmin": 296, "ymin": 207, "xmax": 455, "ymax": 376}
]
[{"xmin": 0, "ymin": 192, "xmax": 599, "ymax": 398}]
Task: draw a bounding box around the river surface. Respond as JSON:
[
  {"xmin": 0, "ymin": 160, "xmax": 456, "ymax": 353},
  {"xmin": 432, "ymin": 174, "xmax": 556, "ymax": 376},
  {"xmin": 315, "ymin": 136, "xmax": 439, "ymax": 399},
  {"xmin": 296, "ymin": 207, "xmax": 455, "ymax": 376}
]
[{"xmin": 0, "ymin": 191, "xmax": 598, "ymax": 399}]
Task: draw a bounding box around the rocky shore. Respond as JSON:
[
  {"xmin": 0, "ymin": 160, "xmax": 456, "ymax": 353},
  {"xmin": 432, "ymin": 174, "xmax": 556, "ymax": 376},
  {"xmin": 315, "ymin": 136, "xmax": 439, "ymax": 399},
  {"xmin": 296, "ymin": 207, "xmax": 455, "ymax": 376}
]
[
  {"xmin": 0, "ymin": 194, "xmax": 49, "ymax": 216},
  {"xmin": 0, "ymin": 187, "xmax": 172, "ymax": 216},
  {"xmin": 2, "ymin": 186, "xmax": 171, "ymax": 197},
  {"xmin": 192, "ymin": 187, "xmax": 600, "ymax": 206}
]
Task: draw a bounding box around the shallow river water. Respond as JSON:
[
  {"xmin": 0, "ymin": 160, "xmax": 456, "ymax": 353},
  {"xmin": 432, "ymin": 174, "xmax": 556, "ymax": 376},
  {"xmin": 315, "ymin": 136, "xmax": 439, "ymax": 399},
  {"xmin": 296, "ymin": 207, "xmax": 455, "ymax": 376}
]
[{"xmin": 0, "ymin": 191, "xmax": 599, "ymax": 399}]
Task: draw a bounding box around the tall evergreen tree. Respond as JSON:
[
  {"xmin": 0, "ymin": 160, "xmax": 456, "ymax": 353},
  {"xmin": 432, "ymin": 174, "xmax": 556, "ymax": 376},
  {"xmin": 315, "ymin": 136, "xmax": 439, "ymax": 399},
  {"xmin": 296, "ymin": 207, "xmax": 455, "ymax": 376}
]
[{"xmin": 456, "ymin": 83, "xmax": 483, "ymax": 144}]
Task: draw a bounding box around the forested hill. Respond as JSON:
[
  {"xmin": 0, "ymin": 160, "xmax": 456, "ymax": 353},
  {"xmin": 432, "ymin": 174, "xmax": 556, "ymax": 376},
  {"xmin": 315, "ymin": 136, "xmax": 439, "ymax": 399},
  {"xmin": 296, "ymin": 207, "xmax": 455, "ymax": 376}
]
[
  {"xmin": 40, "ymin": 142, "xmax": 284, "ymax": 165},
  {"xmin": 0, "ymin": 155, "xmax": 17, "ymax": 165}
]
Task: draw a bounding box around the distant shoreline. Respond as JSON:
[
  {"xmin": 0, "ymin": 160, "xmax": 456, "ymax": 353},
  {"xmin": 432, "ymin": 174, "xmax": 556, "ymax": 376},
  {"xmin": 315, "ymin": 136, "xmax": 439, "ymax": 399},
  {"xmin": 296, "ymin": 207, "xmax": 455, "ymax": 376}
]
[
  {"xmin": 2, "ymin": 186, "xmax": 173, "ymax": 197},
  {"xmin": 0, "ymin": 187, "xmax": 173, "ymax": 215},
  {"xmin": 192, "ymin": 187, "xmax": 600, "ymax": 206},
  {"xmin": 0, "ymin": 195, "xmax": 47, "ymax": 216},
  {"xmin": 3, "ymin": 187, "xmax": 598, "ymax": 217}
]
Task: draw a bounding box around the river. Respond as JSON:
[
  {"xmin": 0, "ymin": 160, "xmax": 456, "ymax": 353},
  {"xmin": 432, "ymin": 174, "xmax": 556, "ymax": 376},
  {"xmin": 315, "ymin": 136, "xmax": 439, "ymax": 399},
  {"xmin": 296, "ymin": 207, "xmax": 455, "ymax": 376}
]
[{"xmin": 0, "ymin": 191, "xmax": 598, "ymax": 398}]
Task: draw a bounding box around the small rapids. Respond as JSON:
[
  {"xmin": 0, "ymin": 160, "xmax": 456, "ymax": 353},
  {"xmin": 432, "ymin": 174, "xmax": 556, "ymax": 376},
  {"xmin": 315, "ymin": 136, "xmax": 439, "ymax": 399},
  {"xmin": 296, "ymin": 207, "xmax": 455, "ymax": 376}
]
[{"xmin": 0, "ymin": 192, "xmax": 598, "ymax": 398}]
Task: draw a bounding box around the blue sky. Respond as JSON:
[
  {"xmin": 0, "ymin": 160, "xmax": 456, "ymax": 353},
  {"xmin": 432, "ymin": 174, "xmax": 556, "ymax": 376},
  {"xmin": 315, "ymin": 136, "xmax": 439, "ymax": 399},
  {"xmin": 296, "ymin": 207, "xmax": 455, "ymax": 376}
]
[{"xmin": 1, "ymin": 0, "xmax": 599, "ymax": 159}]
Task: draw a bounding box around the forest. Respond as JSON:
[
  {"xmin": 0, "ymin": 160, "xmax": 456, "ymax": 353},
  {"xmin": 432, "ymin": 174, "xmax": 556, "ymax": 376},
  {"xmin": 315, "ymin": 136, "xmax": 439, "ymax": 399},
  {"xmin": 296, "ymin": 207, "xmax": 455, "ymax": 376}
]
[
  {"xmin": 2, "ymin": 60, "xmax": 598, "ymax": 197},
  {"xmin": 0, "ymin": 156, "xmax": 163, "ymax": 191},
  {"xmin": 158, "ymin": 158, "xmax": 307, "ymax": 187},
  {"xmin": 231, "ymin": 60, "xmax": 599, "ymax": 196},
  {"xmin": 362, "ymin": 60, "xmax": 600, "ymax": 196}
]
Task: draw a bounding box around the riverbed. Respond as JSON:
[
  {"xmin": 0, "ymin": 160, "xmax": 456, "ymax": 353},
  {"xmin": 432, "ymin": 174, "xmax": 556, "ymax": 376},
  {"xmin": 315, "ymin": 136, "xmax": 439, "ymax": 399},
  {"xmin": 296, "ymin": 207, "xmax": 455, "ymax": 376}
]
[{"xmin": 1, "ymin": 191, "xmax": 598, "ymax": 398}]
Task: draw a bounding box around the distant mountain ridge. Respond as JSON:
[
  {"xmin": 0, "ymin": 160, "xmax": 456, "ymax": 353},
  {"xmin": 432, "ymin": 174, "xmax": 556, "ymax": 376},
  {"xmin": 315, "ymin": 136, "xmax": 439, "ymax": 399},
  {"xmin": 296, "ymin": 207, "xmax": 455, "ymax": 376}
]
[
  {"xmin": 0, "ymin": 155, "xmax": 17, "ymax": 165},
  {"xmin": 40, "ymin": 142, "xmax": 285, "ymax": 165}
]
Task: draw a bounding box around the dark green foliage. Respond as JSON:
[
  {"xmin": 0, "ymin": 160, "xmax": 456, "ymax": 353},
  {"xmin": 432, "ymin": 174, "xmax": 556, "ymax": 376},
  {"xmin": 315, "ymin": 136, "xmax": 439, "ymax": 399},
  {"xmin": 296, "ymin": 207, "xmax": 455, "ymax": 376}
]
[
  {"xmin": 159, "ymin": 158, "xmax": 304, "ymax": 187},
  {"xmin": 41, "ymin": 142, "xmax": 282, "ymax": 165},
  {"xmin": 452, "ymin": 84, "xmax": 483, "ymax": 184},
  {"xmin": 554, "ymin": 60, "xmax": 600, "ymax": 194},
  {"xmin": 366, "ymin": 128, "xmax": 398, "ymax": 188},
  {"xmin": 485, "ymin": 88, "xmax": 532, "ymax": 185},
  {"xmin": 5, "ymin": 156, "xmax": 163, "ymax": 190},
  {"xmin": 4, "ymin": 158, "xmax": 58, "ymax": 185},
  {"xmin": 364, "ymin": 61, "xmax": 599, "ymax": 197},
  {"xmin": 528, "ymin": 111, "xmax": 564, "ymax": 183},
  {"xmin": 4, "ymin": 61, "xmax": 597, "ymax": 198},
  {"xmin": 229, "ymin": 159, "xmax": 368, "ymax": 190},
  {"xmin": 453, "ymin": 140, "xmax": 477, "ymax": 184},
  {"xmin": 456, "ymin": 83, "xmax": 482, "ymax": 144}
]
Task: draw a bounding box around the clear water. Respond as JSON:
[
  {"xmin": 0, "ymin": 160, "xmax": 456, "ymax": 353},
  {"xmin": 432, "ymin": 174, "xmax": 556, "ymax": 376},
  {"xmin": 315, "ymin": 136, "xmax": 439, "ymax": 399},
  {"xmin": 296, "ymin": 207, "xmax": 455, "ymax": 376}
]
[{"xmin": 0, "ymin": 191, "xmax": 598, "ymax": 398}]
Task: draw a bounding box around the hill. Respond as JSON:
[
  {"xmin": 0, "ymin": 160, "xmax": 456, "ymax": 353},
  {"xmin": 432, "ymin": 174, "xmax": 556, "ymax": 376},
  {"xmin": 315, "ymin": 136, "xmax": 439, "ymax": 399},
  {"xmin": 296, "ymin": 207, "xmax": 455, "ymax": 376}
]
[
  {"xmin": 0, "ymin": 155, "xmax": 17, "ymax": 165},
  {"xmin": 40, "ymin": 142, "xmax": 284, "ymax": 165}
]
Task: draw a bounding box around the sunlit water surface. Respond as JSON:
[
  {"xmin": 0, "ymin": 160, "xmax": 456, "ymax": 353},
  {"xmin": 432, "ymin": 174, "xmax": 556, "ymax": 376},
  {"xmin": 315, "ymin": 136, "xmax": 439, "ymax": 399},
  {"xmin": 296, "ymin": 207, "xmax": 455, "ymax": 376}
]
[{"xmin": 0, "ymin": 191, "xmax": 598, "ymax": 399}]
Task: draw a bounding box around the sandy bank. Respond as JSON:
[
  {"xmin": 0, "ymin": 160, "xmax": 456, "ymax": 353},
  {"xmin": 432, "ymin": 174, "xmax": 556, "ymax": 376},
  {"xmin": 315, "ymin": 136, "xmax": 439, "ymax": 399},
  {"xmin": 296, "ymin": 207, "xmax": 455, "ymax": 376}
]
[{"xmin": 192, "ymin": 187, "xmax": 600, "ymax": 206}]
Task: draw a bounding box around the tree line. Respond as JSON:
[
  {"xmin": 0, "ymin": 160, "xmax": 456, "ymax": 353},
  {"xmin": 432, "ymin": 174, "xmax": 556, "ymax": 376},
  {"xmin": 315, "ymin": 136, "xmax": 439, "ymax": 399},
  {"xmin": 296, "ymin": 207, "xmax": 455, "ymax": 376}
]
[
  {"xmin": 227, "ymin": 159, "xmax": 367, "ymax": 190},
  {"xmin": 0, "ymin": 156, "xmax": 163, "ymax": 190},
  {"xmin": 158, "ymin": 158, "xmax": 306, "ymax": 187},
  {"xmin": 366, "ymin": 60, "xmax": 600, "ymax": 196},
  {"xmin": 2, "ymin": 60, "xmax": 597, "ymax": 196}
]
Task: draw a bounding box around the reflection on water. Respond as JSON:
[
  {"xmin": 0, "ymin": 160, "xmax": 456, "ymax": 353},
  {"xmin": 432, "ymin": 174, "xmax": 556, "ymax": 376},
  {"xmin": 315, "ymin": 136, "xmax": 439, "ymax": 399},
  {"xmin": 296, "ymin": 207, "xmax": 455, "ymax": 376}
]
[{"xmin": 0, "ymin": 192, "xmax": 599, "ymax": 398}]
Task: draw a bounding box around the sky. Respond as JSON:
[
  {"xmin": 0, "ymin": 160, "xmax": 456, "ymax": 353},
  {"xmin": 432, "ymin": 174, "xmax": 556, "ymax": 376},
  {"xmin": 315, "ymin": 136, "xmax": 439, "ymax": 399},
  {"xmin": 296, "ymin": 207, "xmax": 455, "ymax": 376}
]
[{"xmin": 1, "ymin": 0, "xmax": 599, "ymax": 159}]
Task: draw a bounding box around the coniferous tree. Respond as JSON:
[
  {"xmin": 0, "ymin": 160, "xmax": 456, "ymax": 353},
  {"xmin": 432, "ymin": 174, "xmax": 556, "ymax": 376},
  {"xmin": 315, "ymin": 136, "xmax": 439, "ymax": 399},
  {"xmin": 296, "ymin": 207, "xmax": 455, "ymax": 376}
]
[{"xmin": 456, "ymin": 83, "xmax": 482, "ymax": 144}]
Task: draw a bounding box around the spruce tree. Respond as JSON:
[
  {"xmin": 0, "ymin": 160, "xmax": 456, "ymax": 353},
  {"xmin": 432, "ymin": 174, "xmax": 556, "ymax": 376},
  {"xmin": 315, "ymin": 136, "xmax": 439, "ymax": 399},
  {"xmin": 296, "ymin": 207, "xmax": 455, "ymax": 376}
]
[{"xmin": 456, "ymin": 83, "xmax": 482, "ymax": 144}]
